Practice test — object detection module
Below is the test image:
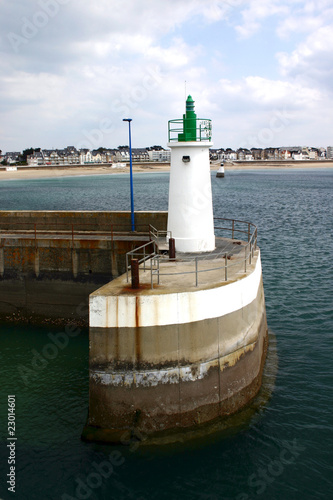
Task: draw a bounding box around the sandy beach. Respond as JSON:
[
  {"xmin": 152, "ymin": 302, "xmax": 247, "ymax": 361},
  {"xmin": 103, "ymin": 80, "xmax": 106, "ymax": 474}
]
[{"xmin": 0, "ymin": 161, "xmax": 332, "ymax": 181}]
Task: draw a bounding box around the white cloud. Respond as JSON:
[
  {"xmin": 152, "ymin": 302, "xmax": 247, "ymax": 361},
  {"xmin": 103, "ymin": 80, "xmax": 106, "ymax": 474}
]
[
  {"xmin": 233, "ymin": 0, "xmax": 333, "ymax": 40},
  {"xmin": 0, "ymin": 0, "xmax": 333, "ymax": 151},
  {"xmin": 218, "ymin": 76, "xmax": 321, "ymax": 106},
  {"xmin": 277, "ymin": 25, "xmax": 333, "ymax": 90},
  {"xmin": 277, "ymin": 14, "xmax": 323, "ymax": 39},
  {"xmin": 276, "ymin": 0, "xmax": 333, "ymax": 39},
  {"xmin": 211, "ymin": 75, "xmax": 326, "ymax": 148},
  {"xmin": 235, "ymin": 0, "xmax": 289, "ymax": 38}
]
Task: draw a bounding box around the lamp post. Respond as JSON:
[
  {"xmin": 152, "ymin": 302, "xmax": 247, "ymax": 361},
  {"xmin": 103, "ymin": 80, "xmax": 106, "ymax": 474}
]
[{"xmin": 123, "ymin": 118, "xmax": 135, "ymax": 232}]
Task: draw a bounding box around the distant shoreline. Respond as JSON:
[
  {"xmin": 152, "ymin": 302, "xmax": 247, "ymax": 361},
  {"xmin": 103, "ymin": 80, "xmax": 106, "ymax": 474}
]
[
  {"xmin": 223, "ymin": 160, "xmax": 333, "ymax": 170},
  {"xmin": 0, "ymin": 161, "xmax": 332, "ymax": 181}
]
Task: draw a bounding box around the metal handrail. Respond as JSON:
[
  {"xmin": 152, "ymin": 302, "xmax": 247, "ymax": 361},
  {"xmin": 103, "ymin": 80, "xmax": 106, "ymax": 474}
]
[
  {"xmin": 126, "ymin": 240, "xmax": 157, "ymax": 282},
  {"xmin": 168, "ymin": 118, "xmax": 212, "ymax": 142},
  {"xmin": 0, "ymin": 222, "xmax": 153, "ymax": 252},
  {"xmin": 150, "ymin": 238, "xmax": 256, "ymax": 289},
  {"xmin": 125, "ymin": 217, "xmax": 258, "ymax": 289},
  {"xmin": 149, "ymin": 224, "xmax": 172, "ymax": 242}
]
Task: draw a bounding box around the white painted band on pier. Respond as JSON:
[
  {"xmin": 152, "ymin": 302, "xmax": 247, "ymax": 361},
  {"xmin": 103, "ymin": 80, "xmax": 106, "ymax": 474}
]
[{"xmin": 90, "ymin": 252, "xmax": 263, "ymax": 329}]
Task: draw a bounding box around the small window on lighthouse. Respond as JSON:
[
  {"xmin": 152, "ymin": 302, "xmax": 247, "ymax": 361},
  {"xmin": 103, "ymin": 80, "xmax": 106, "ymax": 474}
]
[{"xmin": 182, "ymin": 156, "xmax": 190, "ymax": 163}]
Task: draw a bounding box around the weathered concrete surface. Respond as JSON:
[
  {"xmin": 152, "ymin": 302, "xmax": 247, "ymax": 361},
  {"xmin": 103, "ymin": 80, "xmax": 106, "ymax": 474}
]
[
  {"xmin": 0, "ymin": 237, "xmax": 144, "ymax": 324},
  {"xmin": 0, "ymin": 211, "xmax": 167, "ymax": 324},
  {"xmin": 0, "ymin": 210, "xmax": 168, "ymax": 232},
  {"xmin": 83, "ymin": 249, "xmax": 268, "ymax": 442}
]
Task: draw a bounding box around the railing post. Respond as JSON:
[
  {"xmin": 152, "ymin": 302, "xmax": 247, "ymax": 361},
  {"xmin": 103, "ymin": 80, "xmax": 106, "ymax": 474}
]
[
  {"xmin": 225, "ymin": 253, "xmax": 228, "ymax": 281},
  {"xmin": 126, "ymin": 253, "xmax": 129, "ymax": 282},
  {"xmin": 195, "ymin": 257, "xmax": 198, "ymax": 287},
  {"xmin": 72, "ymin": 224, "xmax": 74, "ymax": 248},
  {"xmin": 34, "ymin": 223, "xmax": 37, "ymax": 247},
  {"xmin": 150, "ymin": 256, "xmax": 154, "ymax": 289},
  {"xmin": 249, "ymin": 242, "xmax": 252, "ymax": 265},
  {"xmin": 131, "ymin": 258, "xmax": 139, "ymax": 289},
  {"xmin": 143, "ymin": 244, "xmax": 146, "ymax": 271},
  {"xmin": 248, "ymin": 223, "xmax": 251, "ymax": 242},
  {"xmin": 169, "ymin": 238, "xmax": 176, "ymax": 260},
  {"xmin": 157, "ymin": 257, "xmax": 160, "ymax": 285},
  {"xmin": 244, "ymin": 246, "xmax": 247, "ymax": 273}
]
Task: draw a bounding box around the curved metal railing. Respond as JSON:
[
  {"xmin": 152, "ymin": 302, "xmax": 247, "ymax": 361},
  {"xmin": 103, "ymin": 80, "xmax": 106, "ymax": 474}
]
[
  {"xmin": 126, "ymin": 218, "xmax": 258, "ymax": 289},
  {"xmin": 168, "ymin": 118, "xmax": 212, "ymax": 142}
]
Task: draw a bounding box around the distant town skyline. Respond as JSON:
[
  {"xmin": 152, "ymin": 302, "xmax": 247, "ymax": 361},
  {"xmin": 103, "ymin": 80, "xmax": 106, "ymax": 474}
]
[
  {"xmin": 2, "ymin": 144, "xmax": 332, "ymax": 166},
  {"xmin": 1, "ymin": 1, "xmax": 333, "ymax": 152}
]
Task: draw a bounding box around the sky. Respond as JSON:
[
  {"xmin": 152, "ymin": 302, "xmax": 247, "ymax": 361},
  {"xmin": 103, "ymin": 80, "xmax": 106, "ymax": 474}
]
[{"xmin": 0, "ymin": 0, "xmax": 333, "ymax": 153}]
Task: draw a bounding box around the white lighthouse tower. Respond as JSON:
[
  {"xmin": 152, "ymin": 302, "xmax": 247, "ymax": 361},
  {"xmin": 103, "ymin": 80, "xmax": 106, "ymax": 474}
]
[{"xmin": 167, "ymin": 95, "xmax": 215, "ymax": 252}]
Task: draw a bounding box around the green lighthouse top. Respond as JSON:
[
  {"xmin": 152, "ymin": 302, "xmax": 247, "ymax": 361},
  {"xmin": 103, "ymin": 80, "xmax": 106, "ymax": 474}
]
[
  {"xmin": 178, "ymin": 95, "xmax": 197, "ymax": 142},
  {"xmin": 185, "ymin": 95, "xmax": 195, "ymax": 112},
  {"xmin": 168, "ymin": 95, "xmax": 212, "ymax": 143}
]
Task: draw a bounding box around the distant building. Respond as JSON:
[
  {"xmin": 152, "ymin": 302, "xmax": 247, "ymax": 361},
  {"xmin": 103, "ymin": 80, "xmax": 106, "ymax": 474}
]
[
  {"xmin": 308, "ymin": 148, "xmax": 319, "ymax": 160},
  {"xmin": 80, "ymin": 150, "xmax": 93, "ymax": 164},
  {"xmin": 132, "ymin": 148, "xmax": 150, "ymax": 161},
  {"xmin": 263, "ymin": 148, "xmax": 279, "ymax": 160},
  {"xmin": 251, "ymin": 148, "xmax": 264, "ymax": 160},
  {"xmin": 279, "ymin": 149, "xmax": 292, "ymax": 160},
  {"xmin": 237, "ymin": 148, "xmax": 253, "ymax": 161},
  {"xmin": 4, "ymin": 152, "xmax": 20, "ymax": 164},
  {"xmin": 28, "ymin": 147, "xmax": 81, "ymax": 166},
  {"xmin": 147, "ymin": 149, "xmax": 170, "ymax": 162},
  {"xmin": 209, "ymin": 149, "xmax": 219, "ymax": 160},
  {"xmin": 222, "ymin": 149, "xmax": 237, "ymax": 161},
  {"xmin": 115, "ymin": 149, "xmax": 130, "ymax": 162},
  {"xmin": 318, "ymin": 148, "xmax": 326, "ymax": 158},
  {"xmin": 14, "ymin": 143, "xmax": 333, "ymax": 168},
  {"xmin": 292, "ymin": 149, "xmax": 309, "ymax": 161},
  {"xmin": 27, "ymin": 152, "xmax": 43, "ymax": 166},
  {"xmin": 278, "ymin": 147, "xmax": 300, "ymax": 160}
]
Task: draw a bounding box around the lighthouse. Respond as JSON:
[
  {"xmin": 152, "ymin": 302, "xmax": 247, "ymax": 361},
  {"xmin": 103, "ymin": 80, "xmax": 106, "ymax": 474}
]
[
  {"xmin": 167, "ymin": 95, "xmax": 215, "ymax": 253},
  {"xmin": 84, "ymin": 94, "xmax": 268, "ymax": 445}
]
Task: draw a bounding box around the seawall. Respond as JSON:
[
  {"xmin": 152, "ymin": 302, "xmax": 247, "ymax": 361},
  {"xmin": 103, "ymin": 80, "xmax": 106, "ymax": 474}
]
[{"xmin": 0, "ymin": 211, "xmax": 167, "ymax": 324}]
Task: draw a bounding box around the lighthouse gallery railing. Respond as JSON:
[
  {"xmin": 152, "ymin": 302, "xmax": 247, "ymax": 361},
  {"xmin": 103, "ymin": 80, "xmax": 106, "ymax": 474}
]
[{"xmin": 168, "ymin": 118, "xmax": 212, "ymax": 142}]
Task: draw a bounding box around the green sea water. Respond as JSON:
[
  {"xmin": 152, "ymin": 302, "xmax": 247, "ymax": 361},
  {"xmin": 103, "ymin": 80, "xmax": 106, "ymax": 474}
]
[{"xmin": 0, "ymin": 169, "xmax": 332, "ymax": 500}]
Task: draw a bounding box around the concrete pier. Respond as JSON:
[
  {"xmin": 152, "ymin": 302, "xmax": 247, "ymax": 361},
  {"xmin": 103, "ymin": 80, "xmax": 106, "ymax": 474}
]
[
  {"xmin": 0, "ymin": 210, "xmax": 167, "ymax": 324},
  {"xmin": 82, "ymin": 97, "xmax": 268, "ymax": 443},
  {"xmin": 83, "ymin": 232, "xmax": 268, "ymax": 442}
]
